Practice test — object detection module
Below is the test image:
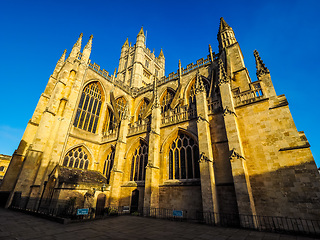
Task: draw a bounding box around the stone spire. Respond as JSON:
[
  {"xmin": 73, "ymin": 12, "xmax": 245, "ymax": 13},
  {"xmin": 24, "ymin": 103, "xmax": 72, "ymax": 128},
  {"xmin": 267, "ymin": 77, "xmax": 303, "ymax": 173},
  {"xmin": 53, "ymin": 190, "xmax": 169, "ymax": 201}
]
[
  {"xmin": 254, "ymin": 50, "xmax": 270, "ymax": 78},
  {"xmin": 81, "ymin": 35, "xmax": 93, "ymax": 64},
  {"xmin": 217, "ymin": 17, "xmax": 237, "ymax": 51},
  {"xmin": 122, "ymin": 38, "xmax": 129, "ymax": 48},
  {"xmin": 53, "ymin": 49, "xmax": 66, "ymax": 76},
  {"xmin": 138, "ymin": 26, "xmax": 145, "ymax": 36},
  {"xmin": 218, "ymin": 59, "xmax": 230, "ymax": 85},
  {"xmin": 158, "ymin": 48, "xmax": 164, "ymax": 59},
  {"xmin": 68, "ymin": 33, "xmax": 83, "ymax": 60}
]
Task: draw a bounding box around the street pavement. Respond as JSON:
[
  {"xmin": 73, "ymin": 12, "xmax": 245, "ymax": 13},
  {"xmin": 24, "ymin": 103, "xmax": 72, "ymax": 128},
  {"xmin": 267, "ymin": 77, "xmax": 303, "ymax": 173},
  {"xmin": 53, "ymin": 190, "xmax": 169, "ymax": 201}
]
[{"xmin": 0, "ymin": 208, "xmax": 317, "ymax": 240}]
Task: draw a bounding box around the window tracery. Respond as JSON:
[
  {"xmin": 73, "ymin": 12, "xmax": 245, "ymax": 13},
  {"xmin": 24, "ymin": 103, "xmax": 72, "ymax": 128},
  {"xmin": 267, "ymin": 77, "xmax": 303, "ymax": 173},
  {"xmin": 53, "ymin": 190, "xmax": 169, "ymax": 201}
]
[
  {"xmin": 187, "ymin": 79, "xmax": 210, "ymax": 105},
  {"xmin": 130, "ymin": 142, "xmax": 148, "ymax": 181},
  {"xmin": 168, "ymin": 133, "xmax": 200, "ymax": 180},
  {"xmin": 63, "ymin": 147, "xmax": 89, "ymax": 170},
  {"xmin": 103, "ymin": 149, "xmax": 115, "ymax": 184},
  {"xmin": 137, "ymin": 98, "xmax": 149, "ymax": 121},
  {"xmin": 115, "ymin": 97, "xmax": 128, "ymax": 120},
  {"xmin": 73, "ymin": 82, "xmax": 102, "ymax": 133},
  {"xmin": 160, "ymin": 89, "xmax": 175, "ymax": 113}
]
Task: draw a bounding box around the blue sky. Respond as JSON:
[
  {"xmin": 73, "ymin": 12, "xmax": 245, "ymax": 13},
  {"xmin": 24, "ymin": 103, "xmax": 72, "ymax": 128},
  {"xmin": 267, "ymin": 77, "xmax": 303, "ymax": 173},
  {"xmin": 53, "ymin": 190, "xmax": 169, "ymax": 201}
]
[{"xmin": 1, "ymin": 0, "xmax": 320, "ymax": 166}]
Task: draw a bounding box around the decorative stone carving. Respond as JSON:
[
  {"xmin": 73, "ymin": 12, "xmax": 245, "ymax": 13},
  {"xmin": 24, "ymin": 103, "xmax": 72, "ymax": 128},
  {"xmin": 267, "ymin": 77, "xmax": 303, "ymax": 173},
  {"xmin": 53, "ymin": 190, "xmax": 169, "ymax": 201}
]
[
  {"xmin": 198, "ymin": 152, "xmax": 213, "ymax": 163},
  {"xmin": 229, "ymin": 148, "xmax": 245, "ymax": 161},
  {"xmin": 223, "ymin": 106, "xmax": 237, "ymax": 116},
  {"xmin": 218, "ymin": 59, "xmax": 230, "ymax": 86},
  {"xmin": 254, "ymin": 50, "xmax": 270, "ymax": 78},
  {"xmin": 146, "ymin": 162, "xmax": 159, "ymax": 169},
  {"xmin": 197, "ymin": 114, "xmax": 209, "ymax": 124},
  {"xmin": 152, "ymin": 78, "xmax": 160, "ymax": 109},
  {"xmin": 195, "ymin": 70, "xmax": 205, "ymax": 94}
]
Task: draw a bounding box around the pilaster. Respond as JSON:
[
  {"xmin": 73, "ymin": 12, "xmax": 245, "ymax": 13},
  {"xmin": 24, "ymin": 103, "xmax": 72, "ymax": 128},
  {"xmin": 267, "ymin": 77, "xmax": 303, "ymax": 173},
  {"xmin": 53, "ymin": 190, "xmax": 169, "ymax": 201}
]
[
  {"xmin": 218, "ymin": 59, "xmax": 256, "ymax": 216},
  {"xmin": 195, "ymin": 74, "xmax": 219, "ymax": 214},
  {"xmin": 144, "ymin": 93, "xmax": 161, "ymax": 210},
  {"xmin": 109, "ymin": 117, "xmax": 129, "ymax": 207}
]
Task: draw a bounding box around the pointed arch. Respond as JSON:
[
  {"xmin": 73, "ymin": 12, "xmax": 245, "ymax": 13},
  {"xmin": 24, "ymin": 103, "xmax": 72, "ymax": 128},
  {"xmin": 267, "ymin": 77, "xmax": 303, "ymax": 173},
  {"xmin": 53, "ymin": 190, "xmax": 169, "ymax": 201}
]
[
  {"xmin": 159, "ymin": 87, "xmax": 175, "ymax": 113},
  {"xmin": 129, "ymin": 140, "xmax": 148, "ymax": 181},
  {"xmin": 62, "ymin": 144, "xmax": 92, "ymax": 170},
  {"xmin": 161, "ymin": 129, "xmax": 200, "ymax": 180},
  {"xmin": 102, "ymin": 145, "xmax": 115, "ymax": 184},
  {"xmin": 114, "ymin": 95, "xmax": 129, "ymax": 120},
  {"xmin": 184, "ymin": 75, "xmax": 210, "ymax": 105},
  {"xmin": 134, "ymin": 97, "xmax": 150, "ymax": 122},
  {"xmin": 73, "ymin": 81, "xmax": 103, "ymax": 133}
]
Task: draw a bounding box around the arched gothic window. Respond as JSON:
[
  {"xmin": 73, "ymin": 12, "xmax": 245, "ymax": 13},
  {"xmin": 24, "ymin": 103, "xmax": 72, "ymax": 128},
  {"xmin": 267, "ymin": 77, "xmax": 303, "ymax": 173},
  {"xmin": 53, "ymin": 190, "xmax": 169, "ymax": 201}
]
[
  {"xmin": 105, "ymin": 108, "xmax": 116, "ymax": 132},
  {"xmin": 115, "ymin": 97, "xmax": 127, "ymax": 120},
  {"xmin": 137, "ymin": 98, "xmax": 149, "ymax": 121},
  {"xmin": 130, "ymin": 142, "xmax": 148, "ymax": 181},
  {"xmin": 169, "ymin": 133, "xmax": 200, "ymax": 180},
  {"xmin": 187, "ymin": 79, "xmax": 210, "ymax": 105},
  {"xmin": 160, "ymin": 89, "xmax": 175, "ymax": 113},
  {"xmin": 103, "ymin": 149, "xmax": 115, "ymax": 184},
  {"xmin": 73, "ymin": 82, "xmax": 102, "ymax": 133},
  {"xmin": 63, "ymin": 147, "xmax": 89, "ymax": 170}
]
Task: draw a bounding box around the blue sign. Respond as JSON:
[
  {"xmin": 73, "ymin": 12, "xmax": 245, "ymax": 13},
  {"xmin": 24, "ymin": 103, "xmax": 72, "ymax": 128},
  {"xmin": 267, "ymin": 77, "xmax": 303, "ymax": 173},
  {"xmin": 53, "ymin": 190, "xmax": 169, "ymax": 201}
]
[
  {"xmin": 172, "ymin": 210, "xmax": 183, "ymax": 217},
  {"xmin": 77, "ymin": 208, "xmax": 89, "ymax": 215}
]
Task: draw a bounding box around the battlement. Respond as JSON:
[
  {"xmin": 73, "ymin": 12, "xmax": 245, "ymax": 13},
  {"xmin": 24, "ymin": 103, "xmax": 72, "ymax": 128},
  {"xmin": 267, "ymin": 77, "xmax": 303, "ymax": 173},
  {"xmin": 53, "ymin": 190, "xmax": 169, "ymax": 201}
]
[{"xmin": 78, "ymin": 52, "xmax": 217, "ymax": 98}]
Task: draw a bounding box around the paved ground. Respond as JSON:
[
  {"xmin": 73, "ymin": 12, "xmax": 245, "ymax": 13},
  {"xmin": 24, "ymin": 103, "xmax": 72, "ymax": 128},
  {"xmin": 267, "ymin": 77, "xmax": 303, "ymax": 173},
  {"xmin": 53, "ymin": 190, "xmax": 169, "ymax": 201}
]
[{"xmin": 0, "ymin": 208, "xmax": 317, "ymax": 240}]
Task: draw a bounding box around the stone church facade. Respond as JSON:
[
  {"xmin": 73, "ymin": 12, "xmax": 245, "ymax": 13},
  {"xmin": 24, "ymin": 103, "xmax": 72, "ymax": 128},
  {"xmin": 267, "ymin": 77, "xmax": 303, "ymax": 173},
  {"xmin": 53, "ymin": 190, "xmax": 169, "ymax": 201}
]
[{"xmin": 1, "ymin": 18, "xmax": 320, "ymax": 219}]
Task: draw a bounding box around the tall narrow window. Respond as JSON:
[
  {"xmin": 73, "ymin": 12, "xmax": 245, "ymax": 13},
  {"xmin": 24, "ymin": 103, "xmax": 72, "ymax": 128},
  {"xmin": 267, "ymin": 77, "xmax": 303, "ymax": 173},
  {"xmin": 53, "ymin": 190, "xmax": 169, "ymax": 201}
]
[
  {"xmin": 105, "ymin": 108, "xmax": 116, "ymax": 133},
  {"xmin": 168, "ymin": 133, "xmax": 200, "ymax": 180},
  {"xmin": 187, "ymin": 79, "xmax": 210, "ymax": 106},
  {"xmin": 63, "ymin": 147, "xmax": 89, "ymax": 170},
  {"xmin": 130, "ymin": 142, "xmax": 148, "ymax": 181},
  {"xmin": 74, "ymin": 82, "xmax": 102, "ymax": 133},
  {"xmin": 137, "ymin": 98, "xmax": 149, "ymax": 121},
  {"xmin": 115, "ymin": 97, "xmax": 127, "ymax": 120},
  {"xmin": 103, "ymin": 149, "xmax": 115, "ymax": 184},
  {"xmin": 160, "ymin": 89, "xmax": 175, "ymax": 113}
]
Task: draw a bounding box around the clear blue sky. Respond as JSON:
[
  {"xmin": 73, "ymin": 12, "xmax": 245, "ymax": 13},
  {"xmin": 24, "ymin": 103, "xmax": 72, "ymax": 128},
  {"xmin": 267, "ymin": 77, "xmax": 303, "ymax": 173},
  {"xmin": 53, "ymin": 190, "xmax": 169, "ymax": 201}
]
[{"xmin": 1, "ymin": 0, "xmax": 319, "ymax": 166}]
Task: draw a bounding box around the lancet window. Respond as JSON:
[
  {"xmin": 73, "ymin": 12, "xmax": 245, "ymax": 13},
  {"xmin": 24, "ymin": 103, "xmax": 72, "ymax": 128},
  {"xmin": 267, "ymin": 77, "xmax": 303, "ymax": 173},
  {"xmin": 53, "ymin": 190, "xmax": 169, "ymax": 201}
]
[
  {"xmin": 187, "ymin": 79, "xmax": 210, "ymax": 105},
  {"xmin": 73, "ymin": 82, "xmax": 102, "ymax": 133},
  {"xmin": 103, "ymin": 148, "xmax": 115, "ymax": 184},
  {"xmin": 137, "ymin": 98, "xmax": 149, "ymax": 121},
  {"xmin": 130, "ymin": 142, "xmax": 148, "ymax": 181},
  {"xmin": 115, "ymin": 97, "xmax": 128, "ymax": 120},
  {"xmin": 160, "ymin": 89, "xmax": 175, "ymax": 113},
  {"xmin": 168, "ymin": 133, "xmax": 200, "ymax": 180},
  {"xmin": 63, "ymin": 147, "xmax": 89, "ymax": 170},
  {"xmin": 105, "ymin": 108, "xmax": 116, "ymax": 132}
]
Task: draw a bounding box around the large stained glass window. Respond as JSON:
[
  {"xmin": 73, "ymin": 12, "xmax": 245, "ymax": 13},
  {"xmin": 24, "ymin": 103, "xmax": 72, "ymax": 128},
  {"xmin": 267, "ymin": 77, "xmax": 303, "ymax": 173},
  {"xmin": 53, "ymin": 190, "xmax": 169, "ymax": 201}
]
[
  {"xmin": 130, "ymin": 142, "xmax": 148, "ymax": 181},
  {"xmin": 73, "ymin": 82, "xmax": 102, "ymax": 133},
  {"xmin": 63, "ymin": 147, "xmax": 89, "ymax": 170},
  {"xmin": 168, "ymin": 133, "xmax": 200, "ymax": 180}
]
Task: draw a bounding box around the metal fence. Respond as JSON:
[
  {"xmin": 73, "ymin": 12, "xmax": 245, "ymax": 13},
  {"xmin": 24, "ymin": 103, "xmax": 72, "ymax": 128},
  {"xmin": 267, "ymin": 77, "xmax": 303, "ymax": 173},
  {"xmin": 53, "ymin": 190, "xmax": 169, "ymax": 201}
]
[{"xmin": 8, "ymin": 197, "xmax": 320, "ymax": 237}]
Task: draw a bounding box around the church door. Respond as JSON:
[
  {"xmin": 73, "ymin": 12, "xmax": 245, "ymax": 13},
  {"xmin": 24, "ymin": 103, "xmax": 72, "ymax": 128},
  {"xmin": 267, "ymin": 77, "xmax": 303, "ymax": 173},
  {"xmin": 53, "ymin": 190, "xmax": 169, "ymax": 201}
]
[
  {"xmin": 96, "ymin": 193, "xmax": 106, "ymax": 216},
  {"xmin": 130, "ymin": 189, "xmax": 139, "ymax": 213}
]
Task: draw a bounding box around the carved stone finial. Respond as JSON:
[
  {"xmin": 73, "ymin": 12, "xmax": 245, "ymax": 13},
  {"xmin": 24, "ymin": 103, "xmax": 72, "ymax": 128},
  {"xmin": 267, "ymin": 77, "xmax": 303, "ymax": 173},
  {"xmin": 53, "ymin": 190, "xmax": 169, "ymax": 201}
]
[
  {"xmin": 73, "ymin": 33, "xmax": 83, "ymax": 49},
  {"xmin": 152, "ymin": 77, "xmax": 160, "ymax": 109},
  {"xmin": 195, "ymin": 70, "xmax": 205, "ymax": 94},
  {"xmin": 254, "ymin": 50, "xmax": 270, "ymax": 78},
  {"xmin": 158, "ymin": 48, "xmax": 164, "ymax": 59},
  {"xmin": 84, "ymin": 35, "xmax": 93, "ymax": 51},
  {"xmin": 218, "ymin": 59, "xmax": 230, "ymax": 86}
]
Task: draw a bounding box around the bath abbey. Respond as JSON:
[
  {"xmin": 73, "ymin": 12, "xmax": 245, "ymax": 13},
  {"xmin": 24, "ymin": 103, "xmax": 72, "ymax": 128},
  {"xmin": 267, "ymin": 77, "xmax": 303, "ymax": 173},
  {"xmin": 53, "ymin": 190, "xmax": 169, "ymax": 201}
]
[{"xmin": 1, "ymin": 18, "xmax": 320, "ymax": 220}]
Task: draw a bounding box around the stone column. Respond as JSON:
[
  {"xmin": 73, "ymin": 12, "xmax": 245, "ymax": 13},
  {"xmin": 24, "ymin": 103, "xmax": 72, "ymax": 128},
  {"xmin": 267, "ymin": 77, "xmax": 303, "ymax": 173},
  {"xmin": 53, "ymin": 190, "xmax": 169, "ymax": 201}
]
[
  {"xmin": 195, "ymin": 73, "xmax": 219, "ymax": 215},
  {"xmin": 143, "ymin": 100, "xmax": 161, "ymax": 212},
  {"xmin": 109, "ymin": 117, "xmax": 129, "ymax": 208},
  {"xmin": 218, "ymin": 59, "xmax": 256, "ymax": 218}
]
